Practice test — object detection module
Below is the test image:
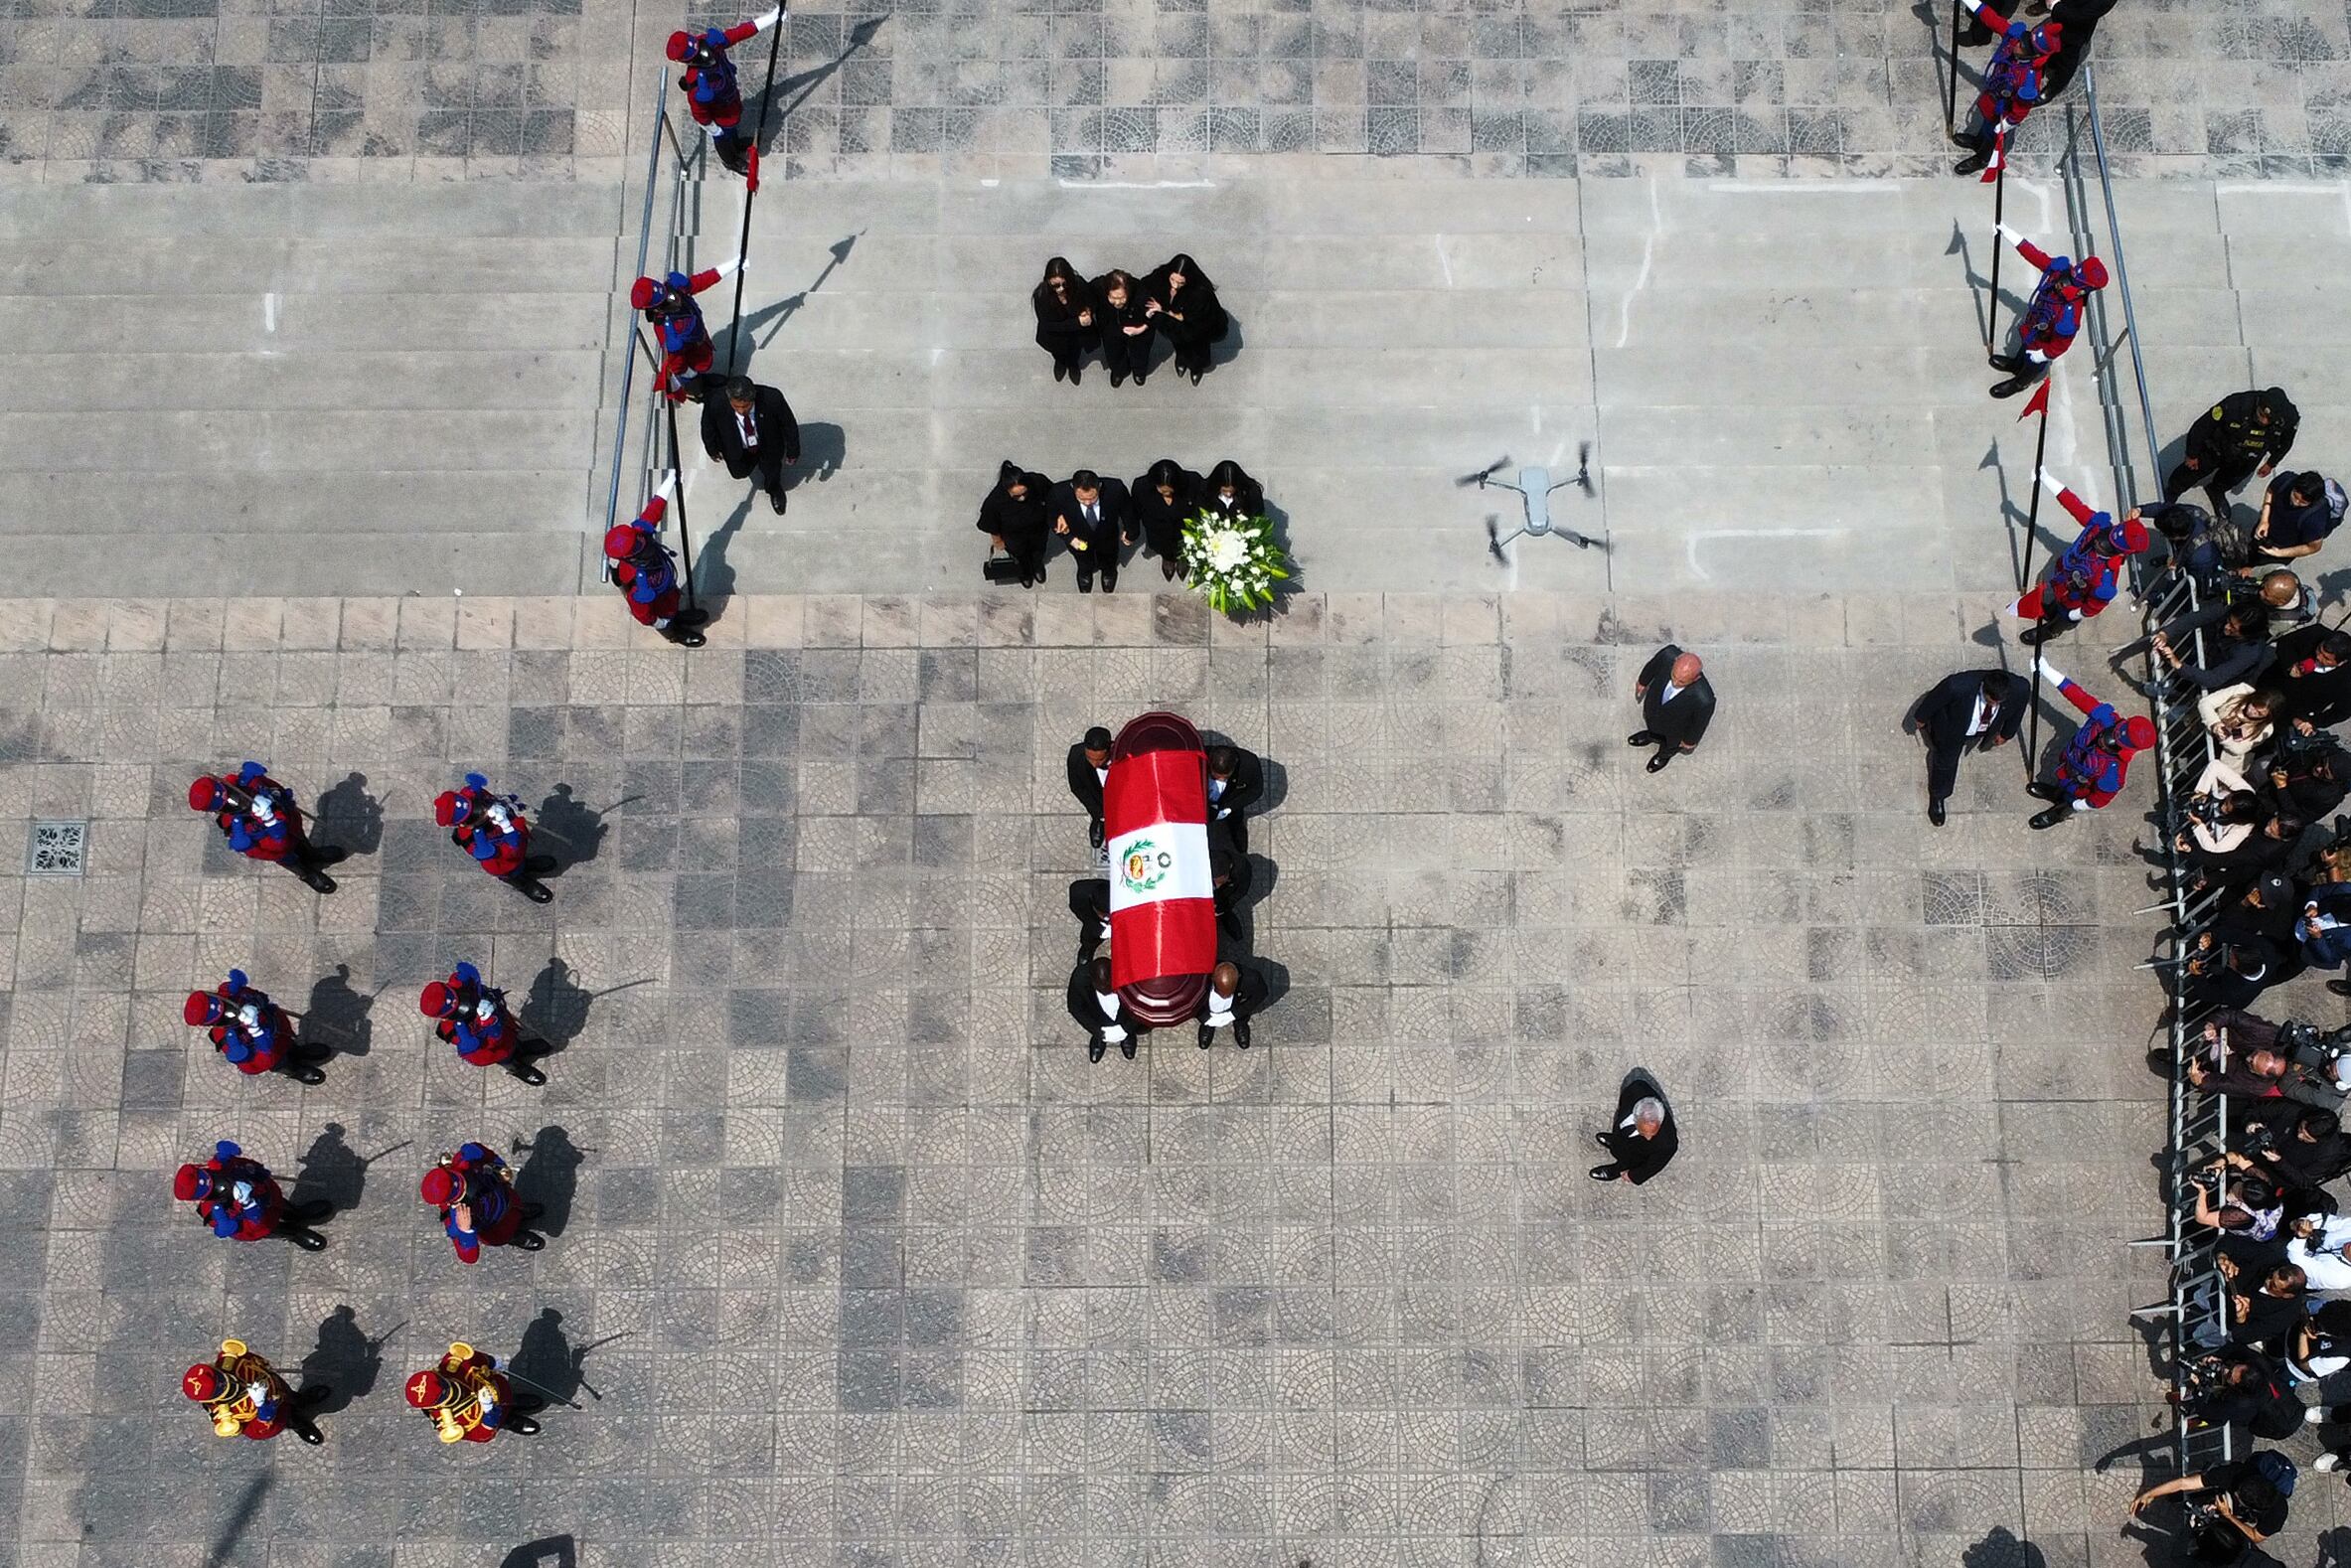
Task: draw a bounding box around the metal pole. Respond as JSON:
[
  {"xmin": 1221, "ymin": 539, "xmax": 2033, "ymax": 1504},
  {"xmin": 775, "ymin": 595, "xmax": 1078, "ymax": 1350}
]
[
  {"xmin": 725, "ymin": 14, "xmax": 788, "ymax": 369},
  {"xmin": 1986, "ymin": 157, "xmax": 2008, "ymax": 356},
  {"xmin": 1944, "ymin": 0, "xmax": 1964, "ymax": 141},
  {"xmin": 604, "ymin": 78, "xmax": 672, "ymax": 555},
  {"xmin": 663, "ymin": 398, "xmax": 702, "ymax": 616},
  {"xmin": 2021, "ymin": 402, "xmax": 2054, "ymax": 766},
  {"xmin": 2083, "ymin": 64, "xmax": 2165, "ymax": 478}
]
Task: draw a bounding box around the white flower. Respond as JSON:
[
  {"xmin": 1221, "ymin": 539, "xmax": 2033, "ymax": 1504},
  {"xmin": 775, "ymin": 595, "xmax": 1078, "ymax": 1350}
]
[{"xmin": 1206, "ymin": 530, "xmax": 1249, "ymax": 573}]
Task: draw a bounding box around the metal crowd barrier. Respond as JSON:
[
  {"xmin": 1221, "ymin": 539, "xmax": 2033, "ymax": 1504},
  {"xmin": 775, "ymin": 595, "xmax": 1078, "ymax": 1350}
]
[
  {"xmin": 2060, "ymin": 75, "xmax": 2234, "ymax": 1473},
  {"xmin": 601, "ymin": 78, "xmax": 712, "ymax": 569}
]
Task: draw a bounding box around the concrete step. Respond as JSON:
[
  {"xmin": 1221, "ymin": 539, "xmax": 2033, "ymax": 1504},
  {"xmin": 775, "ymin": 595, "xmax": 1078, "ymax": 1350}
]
[
  {"xmin": 0, "ymin": 350, "xmax": 606, "ymax": 413},
  {"xmin": 0, "ymin": 411, "xmax": 596, "ymax": 474},
  {"xmin": 0, "ymin": 293, "xmax": 611, "ymax": 355},
  {"xmin": 6, "ymin": 528, "xmax": 582, "ymax": 597},
  {"xmin": 0, "ymin": 183, "xmax": 625, "ymax": 240},
  {"xmin": 0, "ymin": 470, "xmax": 587, "ymax": 535},
  {"xmin": 0, "ymin": 237, "xmax": 620, "ymax": 297}
]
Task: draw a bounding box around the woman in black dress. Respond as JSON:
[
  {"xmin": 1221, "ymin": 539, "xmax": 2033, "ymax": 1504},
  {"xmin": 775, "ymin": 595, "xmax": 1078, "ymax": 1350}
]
[
  {"xmin": 1032, "ymin": 257, "xmax": 1095, "ymax": 385},
  {"xmin": 1144, "ymin": 252, "xmax": 1227, "ymax": 385},
  {"xmin": 1130, "ymin": 459, "xmax": 1199, "ymax": 581},
  {"xmin": 977, "ymin": 460, "xmax": 1054, "ymax": 586},
  {"xmin": 1091, "ymin": 268, "xmax": 1156, "ymax": 389},
  {"xmin": 1199, "ymin": 460, "xmax": 1264, "ymax": 524}
]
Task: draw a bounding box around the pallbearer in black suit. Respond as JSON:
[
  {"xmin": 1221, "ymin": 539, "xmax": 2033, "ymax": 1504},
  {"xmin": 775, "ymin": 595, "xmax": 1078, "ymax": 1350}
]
[
  {"xmin": 1032, "ymin": 257, "xmax": 1095, "ymax": 385},
  {"xmin": 1068, "ymin": 725, "xmax": 1112, "ymax": 848},
  {"xmin": 978, "ymin": 461, "xmax": 1053, "ymax": 587},
  {"xmin": 1205, "ymin": 744, "xmax": 1264, "ymax": 856},
  {"xmin": 1194, "ymin": 959, "xmax": 1268, "ymax": 1049},
  {"xmin": 1068, "ymin": 955, "xmax": 1145, "ymax": 1061},
  {"xmin": 1911, "ymin": 669, "xmax": 2031, "ymax": 827},
  {"xmin": 1050, "ymin": 470, "xmax": 1133, "ymax": 594},
  {"xmin": 1628, "ymin": 645, "xmax": 1716, "ymax": 774},
  {"xmin": 1068, "ymin": 876, "xmax": 1110, "ymax": 960},
  {"xmin": 1145, "ymin": 253, "xmax": 1228, "ymax": 384},
  {"xmin": 1092, "ymin": 268, "xmax": 1157, "ymax": 388},
  {"xmin": 1133, "ymin": 459, "xmax": 1198, "ymax": 582},
  {"xmin": 1590, "ymin": 1071, "xmax": 1677, "ymax": 1184}
]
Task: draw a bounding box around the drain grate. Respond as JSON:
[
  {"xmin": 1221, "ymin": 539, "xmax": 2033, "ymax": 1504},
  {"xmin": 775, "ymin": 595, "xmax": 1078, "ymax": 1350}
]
[{"xmin": 27, "ymin": 820, "xmax": 87, "ymax": 876}]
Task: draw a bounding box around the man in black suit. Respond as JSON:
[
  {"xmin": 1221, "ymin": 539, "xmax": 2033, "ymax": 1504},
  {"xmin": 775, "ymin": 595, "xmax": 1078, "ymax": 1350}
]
[
  {"xmin": 1911, "ymin": 669, "xmax": 2031, "ymax": 827},
  {"xmin": 1050, "ymin": 470, "xmax": 1134, "ymax": 593},
  {"xmin": 1205, "ymin": 744, "xmax": 1264, "ymax": 855},
  {"xmin": 1590, "ymin": 1070, "xmax": 1677, "ymax": 1184},
  {"xmin": 1628, "ymin": 645, "xmax": 1715, "ymax": 774},
  {"xmin": 1068, "ymin": 876, "xmax": 1109, "ymax": 961},
  {"xmin": 1211, "ymin": 835, "xmax": 1252, "ymax": 942},
  {"xmin": 1066, "ymin": 955, "xmax": 1144, "ymax": 1062},
  {"xmin": 1067, "ymin": 726, "xmax": 1112, "ymax": 848},
  {"xmin": 1195, "ymin": 959, "xmax": 1268, "ymax": 1049},
  {"xmin": 700, "ymin": 376, "xmax": 800, "ymax": 515},
  {"xmin": 2273, "ymin": 628, "xmax": 2351, "ymax": 726}
]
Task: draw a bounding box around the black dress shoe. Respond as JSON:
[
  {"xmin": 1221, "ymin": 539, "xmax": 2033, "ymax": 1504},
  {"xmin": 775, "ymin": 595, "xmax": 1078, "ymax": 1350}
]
[
  {"xmin": 508, "ymin": 1060, "xmax": 548, "ymax": 1086},
  {"xmin": 1069, "ymin": 366, "xmax": 1082, "ymax": 387},
  {"xmin": 1645, "ymin": 753, "xmax": 1670, "ymax": 774},
  {"xmin": 506, "ymin": 1414, "xmax": 541, "ymax": 1436},
  {"xmin": 2029, "ymin": 806, "xmax": 2068, "ymax": 830},
  {"xmin": 768, "ymin": 489, "xmax": 787, "ymax": 515},
  {"xmin": 1990, "ymin": 376, "xmax": 2030, "ymax": 399},
  {"xmin": 1088, "ymin": 1039, "xmax": 1106, "ymax": 1063},
  {"xmin": 1928, "ymin": 798, "xmax": 1947, "ymax": 827},
  {"xmin": 1054, "ymin": 363, "xmax": 1068, "ymax": 383},
  {"xmin": 1078, "ymin": 576, "xmax": 1094, "ymax": 594},
  {"xmin": 1119, "ymin": 1038, "xmax": 1137, "ymax": 1059},
  {"xmin": 1954, "ymin": 149, "xmax": 1990, "ymax": 176},
  {"xmin": 1588, "ymin": 1165, "xmax": 1620, "ymax": 1181},
  {"xmin": 1134, "ymin": 373, "xmax": 1148, "ymax": 387},
  {"xmin": 1232, "ymin": 1019, "xmax": 1251, "ymax": 1049},
  {"xmin": 1627, "ymin": 731, "xmax": 1656, "ymax": 747},
  {"xmin": 1197, "ymin": 1024, "xmax": 1214, "ymax": 1050},
  {"xmin": 1110, "ymin": 370, "xmax": 1126, "ymax": 389},
  {"xmin": 286, "ymin": 1062, "xmax": 327, "ymax": 1086}
]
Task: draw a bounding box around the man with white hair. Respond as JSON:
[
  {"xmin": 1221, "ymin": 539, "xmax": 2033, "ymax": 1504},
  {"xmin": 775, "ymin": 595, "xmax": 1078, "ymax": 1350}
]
[{"xmin": 1591, "ymin": 1071, "xmax": 1678, "ymax": 1184}]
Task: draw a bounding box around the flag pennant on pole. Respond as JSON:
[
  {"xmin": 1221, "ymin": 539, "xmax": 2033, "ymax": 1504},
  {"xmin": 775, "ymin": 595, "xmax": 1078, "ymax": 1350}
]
[
  {"xmin": 2018, "ymin": 379, "xmax": 2051, "ymax": 420},
  {"xmin": 745, "ymin": 146, "xmax": 760, "ymax": 196},
  {"xmin": 1981, "ymin": 130, "xmax": 2005, "ymax": 184}
]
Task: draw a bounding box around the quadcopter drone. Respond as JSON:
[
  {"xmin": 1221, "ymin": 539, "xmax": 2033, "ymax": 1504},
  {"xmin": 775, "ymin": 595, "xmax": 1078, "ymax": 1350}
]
[{"xmin": 1459, "ymin": 444, "xmax": 1604, "ymax": 560}]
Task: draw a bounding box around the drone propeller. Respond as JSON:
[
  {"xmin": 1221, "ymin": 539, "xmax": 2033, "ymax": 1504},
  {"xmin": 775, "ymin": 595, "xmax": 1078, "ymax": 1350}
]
[
  {"xmin": 1485, "ymin": 515, "xmax": 1508, "ymax": 563},
  {"xmin": 1457, "ymin": 456, "xmax": 1512, "ymax": 489},
  {"xmin": 1571, "ymin": 441, "xmax": 1595, "ymax": 496}
]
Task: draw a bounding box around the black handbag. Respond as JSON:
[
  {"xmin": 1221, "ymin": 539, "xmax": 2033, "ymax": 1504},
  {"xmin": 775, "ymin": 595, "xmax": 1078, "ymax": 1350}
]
[{"xmin": 983, "ymin": 551, "xmax": 1024, "ymax": 584}]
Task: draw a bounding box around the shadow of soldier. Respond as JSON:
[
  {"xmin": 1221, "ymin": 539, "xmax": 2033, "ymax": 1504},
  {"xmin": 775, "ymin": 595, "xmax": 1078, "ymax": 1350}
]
[
  {"xmin": 293, "ymin": 964, "xmax": 375, "ymax": 1060},
  {"xmin": 500, "ymin": 1538, "xmax": 577, "ymax": 1568},
  {"xmin": 533, "ymin": 785, "xmax": 609, "ymax": 878},
  {"xmin": 312, "ymin": 771, "xmax": 385, "ymax": 860},
  {"xmin": 512, "ymin": 1306, "xmax": 617, "ymax": 1408},
  {"xmin": 1961, "ymin": 1526, "xmax": 2047, "ymax": 1568},
  {"xmin": 297, "ymin": 1304, "xmax": 396, "ymax": 1417},
  {"xmin": 513, "ymin": 1126, "xmax": 585, "ymax": 1238},
  {"xmin": 288, "ymin": 1122, "xmax": 365, "ymax": 1214}
]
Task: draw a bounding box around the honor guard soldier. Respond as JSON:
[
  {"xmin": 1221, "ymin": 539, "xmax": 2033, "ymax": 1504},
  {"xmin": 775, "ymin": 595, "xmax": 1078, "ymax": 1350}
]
[
  {"xmin": 185, "ymin": 969, "xmax": 327, "ymax": 1085},
  {"xmin": 182, "ymin": 1338, "xmax": 328, "ymax": 1445},
  {"xmin": 420, "ymin": 962, "xmax": 551, "ymax": 1085},
  {"xmin": 604, "ymin": 473, "xmax": 706, "ymax": 647},
  {"xmin": 189, "ymin": 761, "xmax": 341, "ymax": 893},
  {"xmin": 2026, "ymin": 658, "xmax": 2157, "ymax": 829},
  {"xmin": 1987, "ymin": 224, "xmax": 2108, "ymax": 398},
  {"xmin": 2008, "ymin": 473, "xmax": 2149, "ymax": 646},
  {"xmin": 629, "ymin": 256, "xmax": 741, "ymax": 403},
  {"xmin": 1954, "ymin": 3, "xmax": 2059, "ymax": 177},
  {"xmin": 668, "ymin": 8, "xmax": 781, "ymax": 179},
  {"xmin": 434, "ymin": 772, "xmax": 555, "ymax": 903},
  {"xmin": 405, "ymin": 1342, "xmax": 541, "ymax": 1442},
  {"xmin": 174, "ymin": 1140, "xmax": 330, "ymax": 1250},
  {"xmin": 421, "ymin": 1143, "xmax": 545, "ymax": 1264}
]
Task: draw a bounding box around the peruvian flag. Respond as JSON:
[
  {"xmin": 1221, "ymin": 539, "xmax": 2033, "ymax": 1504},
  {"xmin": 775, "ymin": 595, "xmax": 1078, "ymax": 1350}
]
[
  {"xmin": 1104, "ymin": 745, "xmax": 1217, "ymax": 991},
  {"xmin": 1981, "ymin": 129, "xmax": 2005, "ymax": 184}
]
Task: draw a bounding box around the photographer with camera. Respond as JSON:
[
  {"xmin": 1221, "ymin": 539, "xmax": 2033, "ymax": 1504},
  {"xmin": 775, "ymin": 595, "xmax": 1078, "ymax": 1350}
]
[
  {"xmin": 2173, "ymin": 1346, "xmax": 2304, "ymax": 1443},
  {"xmin": 2130, "ymin": 1452, "xmax": 2295, "ymax": 1562},
  {"xmin": 2188, "ymin": 1152, "xmax": 2286, "ymax": 1246},
  {"xmin": 2266, "ymin": 723, "xmax": 2351, "ymax": 825},
  {"xmin": 2237, "ymin": 1105, "xmax": 2351, "ymax": 1189},
  {"xmin": 2182, "ymin": 927, "xmax": 2289, "ymax": 1015}
]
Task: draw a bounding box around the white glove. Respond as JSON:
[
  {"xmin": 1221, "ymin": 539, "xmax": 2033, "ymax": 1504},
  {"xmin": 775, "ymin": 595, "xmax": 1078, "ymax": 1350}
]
[
  {"xmin": 236, "ymin": 1005, "xmax": 262, "ymax": 1030},
  {"xmin": 473, "ymin": 999, "xmax": 496, "ymax": 1023},
  {"xmin": 714, "ymin": 253, "xmax": 743, "ymax": 280},
  {"xmin": 2039, "ymin": 471, "xmax": 2068, "ymax": 498},
  {"xmin": 1994, "ymin": 221, "xmax": 2021, "ymax": 246},
  {"xmin": 2034, "ymin": 657, "xmax": 2069, "ymax": 688},
  {"xmin": 754, "ymin": 4, "xmax": 782, "ymax": 29},
  {"xmin": 487, "ymin": 804, "xmax": 515, "ymax": 834},
  {"xmin": 2067, "ymin": 608, "xmax": 2084, "ymax": 621},
  {"xmin": 1099, "ymin": 1024, "xmax": 1128, "ymax": 1045},
  {"xmin": 655, "ymin": 471, "xmax": 679, "ymax": 504}
]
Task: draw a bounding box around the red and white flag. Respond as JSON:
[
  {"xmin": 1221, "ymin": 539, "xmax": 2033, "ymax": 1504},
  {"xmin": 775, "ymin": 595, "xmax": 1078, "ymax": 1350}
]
[
  {"xmin": 1104, "ymin": 745, "xmax": 1216, "ymax": 991},
  {"xmin": 1981, "ymin": 129, "xmax": 2006, "ymax": 184}
]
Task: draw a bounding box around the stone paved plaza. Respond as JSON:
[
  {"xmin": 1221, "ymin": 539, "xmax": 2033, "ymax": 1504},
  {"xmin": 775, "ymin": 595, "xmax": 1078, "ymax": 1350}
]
[
  {"xmin": 0, "ymin": 582, "xmax": 2217, "ymax": 1566},
  {"xmin": 0, "ymin": 0, "xmax": 2348, "ymax": 183}
]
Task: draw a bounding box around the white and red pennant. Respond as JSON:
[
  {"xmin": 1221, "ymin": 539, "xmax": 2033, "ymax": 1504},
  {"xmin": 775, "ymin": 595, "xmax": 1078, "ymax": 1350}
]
[{"xmin": 1104, "ymin": 745, "xmax": 1217, "ymax": 991}]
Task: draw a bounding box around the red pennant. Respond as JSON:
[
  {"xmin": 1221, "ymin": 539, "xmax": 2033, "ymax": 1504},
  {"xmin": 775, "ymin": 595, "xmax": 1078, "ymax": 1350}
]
[
  {"xmin": 1980, "ymin": 131, "xmax": 2005, "ymax": 184},
  {"xmin": 745, "ymin": 146, "xmax": 760, "ymax": 196},
  {"xmin": 2018, "ymin": 380, "xmax": 2051, "ymax": 420}
]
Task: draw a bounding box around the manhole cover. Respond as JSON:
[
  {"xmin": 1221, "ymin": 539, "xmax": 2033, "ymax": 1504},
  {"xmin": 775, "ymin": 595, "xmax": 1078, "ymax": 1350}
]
[{"xmin": 27, "ymin": 820, "xmax": 86, "ymax": 876}]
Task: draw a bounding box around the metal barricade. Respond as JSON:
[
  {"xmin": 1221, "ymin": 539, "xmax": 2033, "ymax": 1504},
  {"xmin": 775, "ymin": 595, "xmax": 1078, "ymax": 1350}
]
[{"xmin": 2061, "ymin": 72, "xmax": 2233, "ymax": 1474}]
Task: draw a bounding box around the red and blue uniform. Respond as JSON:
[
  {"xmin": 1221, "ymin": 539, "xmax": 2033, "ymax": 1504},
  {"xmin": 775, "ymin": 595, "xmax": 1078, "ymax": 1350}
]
[
  {"xmin": 434, "ymin": 773, "xmax": 531, "ymax": 878},
  {"xmin": 2010, "ymin": 479, "xmax": 2149, "ymax": 627},
  {"xmin": 1958, "ymin": 2, "xmax": 2059, "ymax": 175},
  {"xmin": 420, "ymin": 1143, "xmax": 527, "ymax": 1264},
  {"xmin": 667, "ymin": 10, "xmax": 779, "ymax": 181},
  {"xmin": 629, "ymin": 264, "xmax": 734, "ymax": 401},
  {"xmin": 174, "ymin": 1141, "xmax": 287, "ymax": 1241},
  {"xmin": 2036, "ymin": 661, "xmax": 2156, "ymax": 812},
  {"xmin": 189, "ymin": 762, "xmax": 302, "ymax": 862},
  {"xmin": 184, "ymin": 970, "xmax": 293, "ymax": 1076},
  {"xmin": 605, "ymin": 479, "xmax": 685, "ymax": 630},
  {"xmin": 2008, "ymin": 234, "xmax": 2107, "ymax": 366},
  {"xmin": 421, "ymin": 962, "xmax": 525, "ymax": 1068}
]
